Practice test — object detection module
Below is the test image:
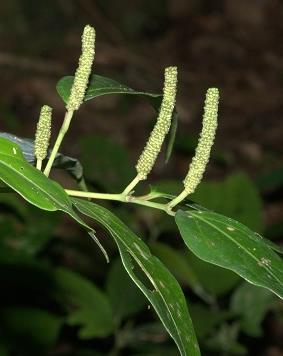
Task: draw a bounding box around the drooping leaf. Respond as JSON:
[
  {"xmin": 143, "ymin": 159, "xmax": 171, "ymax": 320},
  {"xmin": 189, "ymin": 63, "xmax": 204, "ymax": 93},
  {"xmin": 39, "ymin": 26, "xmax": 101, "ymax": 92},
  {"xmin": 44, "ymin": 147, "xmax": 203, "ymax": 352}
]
[
  {"xmin": 72, "ymin": 198, "xmax": 200, "ymax": 356},
  {"xmin": 54, "ymin": 268, "xmax": 115, "ymax": 338},
  {"xmin": 0, "ymin": 132, "xmax": 87, "ymax": 190},
  {"xmin": 175, "ymin": 209, "xmax": 283, "ymax": 299}
]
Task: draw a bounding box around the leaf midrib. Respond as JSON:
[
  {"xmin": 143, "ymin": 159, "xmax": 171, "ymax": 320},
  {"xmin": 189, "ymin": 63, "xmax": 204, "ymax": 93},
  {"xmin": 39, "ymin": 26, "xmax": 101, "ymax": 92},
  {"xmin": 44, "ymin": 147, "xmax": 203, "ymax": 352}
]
[{"xmin": 188, "ymin": 211, "xmax": 282, "ymax": 287}]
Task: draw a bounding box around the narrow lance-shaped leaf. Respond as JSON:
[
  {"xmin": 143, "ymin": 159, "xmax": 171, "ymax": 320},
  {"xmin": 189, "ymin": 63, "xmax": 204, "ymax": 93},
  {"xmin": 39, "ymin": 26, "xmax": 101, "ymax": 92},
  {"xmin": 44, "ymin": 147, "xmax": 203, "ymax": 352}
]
[
  {"xmin": 72, "ymin": 198, "xmax": 200, "ymax": 356},
  {"xmin": 175, "ymin": 209, "xmax": 283, "ymax": 299}
]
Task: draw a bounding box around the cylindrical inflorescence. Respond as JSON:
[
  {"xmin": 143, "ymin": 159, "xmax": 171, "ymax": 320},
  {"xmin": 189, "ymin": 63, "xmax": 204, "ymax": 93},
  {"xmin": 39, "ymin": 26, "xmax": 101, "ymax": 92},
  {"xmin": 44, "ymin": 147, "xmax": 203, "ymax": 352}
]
[
  {"xmin": 66, "ymin": 25, "xmax": 95, "ymax": 112},
  {"xmin": 183, "ymin": 88, "xmax": 219, "ymax": 194},
  {"xmin": 34, "ymin": 105, "xmax": 52, "ymax": 161},
  {"xmin": 135, "ymin": 66, "xmax": 178, "ymax": 180}
]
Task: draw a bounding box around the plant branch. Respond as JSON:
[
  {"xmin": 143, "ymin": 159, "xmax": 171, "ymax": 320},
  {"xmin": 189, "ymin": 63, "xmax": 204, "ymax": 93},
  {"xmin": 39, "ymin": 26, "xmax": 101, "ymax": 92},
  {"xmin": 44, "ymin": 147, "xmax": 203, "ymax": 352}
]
[
  {"xmin": 122, "ymin": 175, "xmax": 142, "ymax": 196},
  {"xmin": 65, "ymin": 189, "xmax": 174, "ymax": 216}
]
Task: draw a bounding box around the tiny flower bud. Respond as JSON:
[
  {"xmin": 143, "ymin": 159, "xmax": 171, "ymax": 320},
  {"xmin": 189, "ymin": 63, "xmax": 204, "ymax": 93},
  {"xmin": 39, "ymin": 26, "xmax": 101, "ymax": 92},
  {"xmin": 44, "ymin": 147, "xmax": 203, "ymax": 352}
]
[
  {"xmin": 136, "ymin": 66, "xmax": 178, "ymax": 180},
  {"xmin": 66, "ymin": 25, "xmax": 95, "ymax": 112},
  {"xmin": 183, "ymin": 88, "xmax": 219, "ymax": 194},
  {"xmin": 34, "ymin": 105, "xmax": 52, "ymax": 161}
]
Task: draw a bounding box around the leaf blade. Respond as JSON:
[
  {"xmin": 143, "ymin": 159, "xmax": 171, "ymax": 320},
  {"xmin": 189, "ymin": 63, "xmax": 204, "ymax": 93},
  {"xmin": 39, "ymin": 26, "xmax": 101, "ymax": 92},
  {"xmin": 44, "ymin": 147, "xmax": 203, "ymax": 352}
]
[
  {"xmin": 57, "ymin": 75, "xmax": 162, "ymax": 104},
  {"xmin": 175, "ymin": 209, "xmax": 283, "ymax": 299},
  {"xmin": 73, "ymin": 198, "xmax": 200, "ymax": 356}
]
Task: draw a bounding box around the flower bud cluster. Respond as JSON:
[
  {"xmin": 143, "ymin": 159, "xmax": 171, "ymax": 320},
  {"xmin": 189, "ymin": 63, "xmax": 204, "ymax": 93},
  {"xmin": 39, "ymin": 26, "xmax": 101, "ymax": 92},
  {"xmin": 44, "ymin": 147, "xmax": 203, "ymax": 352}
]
[
  {"xmin": 183, "ymin": 88, "xmax": 219, "ymax": 194},
  {"xmin": 67, "ymin": 25, "xmax": 95, "ymax": 111},
  {"xmin": 34, "ymin": 105, "xmax": 52, "ymax": 161},
  {"xmin": 136, "ymin": 66, "xmax": 177, "ymax": 179}
]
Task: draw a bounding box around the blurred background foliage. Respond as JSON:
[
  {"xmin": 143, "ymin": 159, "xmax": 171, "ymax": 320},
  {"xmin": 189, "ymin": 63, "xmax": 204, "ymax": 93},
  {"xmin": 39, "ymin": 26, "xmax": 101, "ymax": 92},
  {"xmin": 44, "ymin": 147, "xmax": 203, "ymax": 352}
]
[{"xmin": 0, "ymin": 0, "xmax": 283, "ymax": 355}]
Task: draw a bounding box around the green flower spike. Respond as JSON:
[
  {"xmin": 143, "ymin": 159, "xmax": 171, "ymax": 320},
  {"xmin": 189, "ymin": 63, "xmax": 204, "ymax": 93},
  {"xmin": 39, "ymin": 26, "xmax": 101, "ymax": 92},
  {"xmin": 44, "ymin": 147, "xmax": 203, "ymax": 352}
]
[
  {"xmin": 34, "ymin": 105, "xmax": 52, "ymax": 170},
  {"xmin": 44, "ymin": 25, "xmax": 95, "ymax": 177},
  {"xmin": 167, "ymin": 87, "xmax": 219, "ymax": 211},
  {"xmin": 136, "ymin": 66, "xmax": 178, "ymax": 180},
  {"xmin": 66, "ymin": 25, "xmax": 96, "ymax": 112}
]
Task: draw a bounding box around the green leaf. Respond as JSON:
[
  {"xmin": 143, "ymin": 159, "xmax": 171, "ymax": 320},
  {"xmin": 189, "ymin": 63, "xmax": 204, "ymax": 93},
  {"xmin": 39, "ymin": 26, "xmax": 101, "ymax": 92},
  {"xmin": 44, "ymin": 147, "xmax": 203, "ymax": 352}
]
[
  {"xmin": 1, "ymin": 307, "xmax": 62, "ymax": 351},
  {"xmin": 230, "ymin": 282, "xmax": 275, "ymax": 337},
  {"xmin": 72, "ymin": 198, "xmax": 200, "ymax": 356},
  {"xmin": 0, "ymin": 132, "xmax": 87, "ymax": 190},
  {"xmin": 175, "ymin": 209, "xmax": 283, "ymax": 299},
  {"xmin": 57, "ymin": 74, "xmax": 162, "ymax": 104},
  {"xmin": 54, "ymin": 268, "xmax": 115, "ymax": 338},
  {"xmin": 106, "ymin": 258, "xmax": 146, "ymax": 323},
  {"xmin": 56, "ymin": 74, "xmax": 179, "ymax": 163},
  {"xmin": 0, "ymin": 137, "xmax": 72, "ymax": 212}
]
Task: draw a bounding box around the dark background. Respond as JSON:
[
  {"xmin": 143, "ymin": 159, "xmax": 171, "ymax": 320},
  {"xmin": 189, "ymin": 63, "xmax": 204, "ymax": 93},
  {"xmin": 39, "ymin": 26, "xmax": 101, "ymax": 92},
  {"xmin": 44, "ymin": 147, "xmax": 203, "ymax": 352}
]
[
  {"xmin": 1, "ymin": 0, "xmax": 283, "ymax": 226},
  {"xmin": 1, "ymin": 1, "xmax": 283, "ymax": 355}
]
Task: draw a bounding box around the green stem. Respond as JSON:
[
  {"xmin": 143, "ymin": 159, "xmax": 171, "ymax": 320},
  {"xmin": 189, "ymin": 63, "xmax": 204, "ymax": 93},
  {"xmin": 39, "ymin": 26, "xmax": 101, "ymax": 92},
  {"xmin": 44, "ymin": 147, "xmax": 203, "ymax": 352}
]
[
  {"xmin": 166, "ymin": 189, "xmax": 188, "ymax": 212},
  {"xmin": 128, "ymin": 196, "xmax": 173, "ymax": 215},
  {"xmin": 65, "ymin": 189, "xmax": 174, "ymax": 216},
  {"xmin": 122, "ymin": 175, "xmax": 142, "ymax": 196},
  {"xmin": 36, "ymin": 159, "xmax": 42, "ymax": 170},
  {"xmin": 65, "ymin": 190, "xmax": 124, "ymax": 202},
  {"xmin": 44, "ymin": 110, "xmax": 74, "ymax": 176}
]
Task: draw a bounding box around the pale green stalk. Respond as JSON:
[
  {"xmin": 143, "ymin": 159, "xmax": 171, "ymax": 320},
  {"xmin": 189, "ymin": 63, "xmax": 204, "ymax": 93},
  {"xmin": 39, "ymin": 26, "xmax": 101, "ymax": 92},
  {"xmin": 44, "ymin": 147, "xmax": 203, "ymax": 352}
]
[
  {"xmin": 65, "ymin": 189, "xmax": 174, "ymax": 215},
  {"xmin": 44, "ymin": 110, "xmax": 73, "ymax": 176}
]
